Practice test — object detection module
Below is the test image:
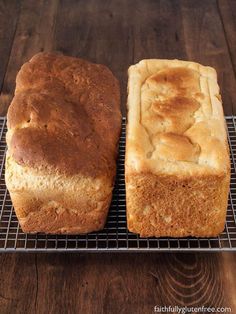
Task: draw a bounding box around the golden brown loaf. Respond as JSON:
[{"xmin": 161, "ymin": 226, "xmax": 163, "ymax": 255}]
[
  {"xmin": 125, "ymin": 59, "xmax": 230, "ymax": 237},
  {"xmin": 6, "ymin": 52, "xmax": 121, "ymax": 234}
]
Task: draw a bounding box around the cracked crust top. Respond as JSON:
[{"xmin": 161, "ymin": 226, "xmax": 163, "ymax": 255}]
[
  {"xmin": 7, "ymin": 52, "xmax": 121, "ymax": 177},
  {"xmin": 126, "ymin": 59, "xmax": 229, "ymax": 176}
]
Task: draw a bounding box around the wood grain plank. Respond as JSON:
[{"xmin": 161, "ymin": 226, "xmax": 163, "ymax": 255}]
[
  {"xmin": 0, "ymin": 253, "xmax": 37, "ymax": 313},
  {"xmin": 0, "ymin": 0, "xmax": 58, "ymax": 116},
  {"xmin": 0, "ymin": 253, "xmax": 234, "ymax": 314},
  {"xmin": 131, "ymin": 0, "xmax": 187, "ymax": 62},
  {"xmin": 217, "ymin": 0, "xmax": 236, "ymax": 76},
  {"xmin": 0, "ymin": 0, "xmax": 20, "ymax": 114},
  {"xmin": 222, "ymin": 253, "xmax": 236, "ymax": 310},
  {"xmin": 180, "ymin": 0, "xmax": 236, "ymax": 115}
]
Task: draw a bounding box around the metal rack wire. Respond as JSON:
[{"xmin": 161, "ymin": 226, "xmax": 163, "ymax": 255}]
[{"xmin": 0, "ymin": 117, "xmax": 236, "ymax": 252}]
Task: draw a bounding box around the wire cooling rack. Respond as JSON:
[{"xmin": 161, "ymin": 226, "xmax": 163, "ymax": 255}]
[{"xmin": 0, "ymin": 117, "xmax": 236, "ymax": 252}]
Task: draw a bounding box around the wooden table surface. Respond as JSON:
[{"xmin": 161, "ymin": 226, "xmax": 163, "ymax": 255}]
[{"xmin": 0, "ymin": 0, "xmax": 236, "ymax": 313}]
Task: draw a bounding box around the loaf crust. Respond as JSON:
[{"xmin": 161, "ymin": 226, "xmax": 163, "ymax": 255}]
[
  {"xmin": 6, "ymin": 52, "xmax": 121, "ymax": 234},
  {"xmin": 126, "ymin": 59, "xmax": 230, "ymax": 237}
]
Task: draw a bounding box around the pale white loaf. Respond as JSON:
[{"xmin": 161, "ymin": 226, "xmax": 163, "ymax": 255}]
[{"xmin": 125, "ymin": 59, "xmax": 230, "ymax": 237}]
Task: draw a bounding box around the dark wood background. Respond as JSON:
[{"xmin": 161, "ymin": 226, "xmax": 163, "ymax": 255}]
[{"xmin": 0, "ymin": 0, "xmax": 236, "ymax": 313}]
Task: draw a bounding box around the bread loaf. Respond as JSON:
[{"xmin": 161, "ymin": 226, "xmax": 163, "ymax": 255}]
[
  {"xmin": 6, "ymin": 52, "xmax": 121, "ymax": 234},
  {"xmin": 125, "ymin": 59, "xmax": 230, "ymax": 237}
]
